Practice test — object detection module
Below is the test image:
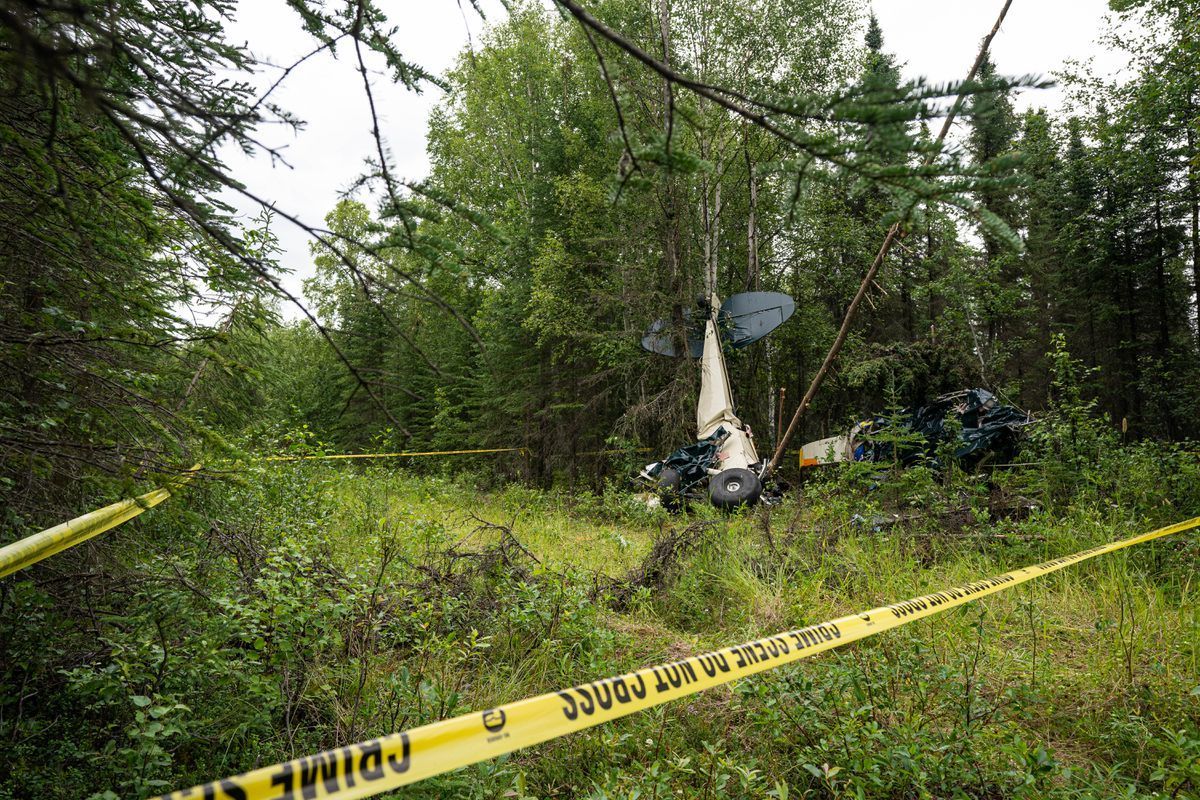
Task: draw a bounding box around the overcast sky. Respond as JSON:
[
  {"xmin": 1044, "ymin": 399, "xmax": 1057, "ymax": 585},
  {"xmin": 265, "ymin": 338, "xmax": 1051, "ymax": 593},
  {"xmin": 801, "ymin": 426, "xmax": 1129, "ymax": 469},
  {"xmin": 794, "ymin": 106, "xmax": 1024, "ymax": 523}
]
[{"xmin": 218, "ymin": 1, "xmax": 1132, "ymax": 320}]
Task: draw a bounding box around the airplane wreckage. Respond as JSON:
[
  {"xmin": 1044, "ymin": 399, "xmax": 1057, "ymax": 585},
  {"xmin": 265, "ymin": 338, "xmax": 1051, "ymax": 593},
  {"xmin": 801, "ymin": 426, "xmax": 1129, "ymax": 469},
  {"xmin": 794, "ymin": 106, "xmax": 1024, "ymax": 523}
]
[
  {"xmin": 636, "ymin": 293, "xmax": 1035, "ymax": 512},
  {"xmin": 638, "ymin": 291, "xmax": 794, "ymax": 511}
]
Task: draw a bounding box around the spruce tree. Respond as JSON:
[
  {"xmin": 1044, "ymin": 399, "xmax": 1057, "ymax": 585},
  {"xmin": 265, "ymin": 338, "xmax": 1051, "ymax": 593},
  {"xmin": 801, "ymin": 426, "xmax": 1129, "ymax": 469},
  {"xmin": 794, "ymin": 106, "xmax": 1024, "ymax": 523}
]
[{"xmin": 966, "ymin": 54, "xmax": 1021, "ymax": 374}]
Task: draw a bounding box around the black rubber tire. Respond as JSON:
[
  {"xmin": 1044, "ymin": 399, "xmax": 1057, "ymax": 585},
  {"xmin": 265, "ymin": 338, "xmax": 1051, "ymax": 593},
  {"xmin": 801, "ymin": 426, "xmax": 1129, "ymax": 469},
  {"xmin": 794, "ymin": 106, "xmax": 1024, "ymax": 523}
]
[
  {"xmin": 709, "ymin": 467, "xmax": 762, "ymax": 510},
  {"xmin": 656, "ymin": 467, "xmax": 684, "ymax": 514}
]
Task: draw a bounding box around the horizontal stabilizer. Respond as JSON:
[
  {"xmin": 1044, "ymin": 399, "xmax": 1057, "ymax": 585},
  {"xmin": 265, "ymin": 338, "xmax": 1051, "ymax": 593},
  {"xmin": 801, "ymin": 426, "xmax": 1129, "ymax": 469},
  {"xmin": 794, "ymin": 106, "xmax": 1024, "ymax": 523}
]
[
  {"xmin": 641, "ymin": 292, "xmax": 794, "ymax": 357},
  {"xmin": 720, "ymin": 292, "xmax": 795, "ymax": 348},
  {"xmin": 640, "ymin": 316, "xmax": 704, "ymax": 358}
]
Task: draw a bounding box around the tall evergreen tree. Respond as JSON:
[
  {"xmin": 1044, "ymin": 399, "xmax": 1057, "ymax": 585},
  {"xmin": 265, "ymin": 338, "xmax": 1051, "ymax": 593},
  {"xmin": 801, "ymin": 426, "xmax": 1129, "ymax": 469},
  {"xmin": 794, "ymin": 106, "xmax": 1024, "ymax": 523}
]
[{"xmin": 966, "ymin": 54, "xmax": 1021, "ymax": 376}]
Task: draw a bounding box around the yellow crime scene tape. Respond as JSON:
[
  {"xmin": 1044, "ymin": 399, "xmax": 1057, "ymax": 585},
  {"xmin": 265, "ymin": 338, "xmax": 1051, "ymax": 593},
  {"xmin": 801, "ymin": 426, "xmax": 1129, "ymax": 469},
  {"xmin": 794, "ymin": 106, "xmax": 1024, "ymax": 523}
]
[
  {"xmin": 0, "ymin": 466, "xmax": 201, "ymax": 579},
  {"xmin": 157, "ymin": 514, "xmax": 1200, "ymax": 800},
  {"xmin": 0, "ymin": 447, "xmax": 647, "ymax": 576},
  {"xmin": 263, "ymin": 447, "xmax": 656, "ymax": 462},
  {"xmin": 263, "ymin": 447, "xmax": 529, "ymax": 462}
]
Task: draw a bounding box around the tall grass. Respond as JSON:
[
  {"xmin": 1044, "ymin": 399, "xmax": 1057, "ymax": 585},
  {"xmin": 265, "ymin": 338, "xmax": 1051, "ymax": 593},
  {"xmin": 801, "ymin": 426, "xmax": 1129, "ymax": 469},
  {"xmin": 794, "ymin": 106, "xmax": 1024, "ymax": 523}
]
[{"xmin": 1, "ymin": 444, "xmax": 1197, "ymax": 799}]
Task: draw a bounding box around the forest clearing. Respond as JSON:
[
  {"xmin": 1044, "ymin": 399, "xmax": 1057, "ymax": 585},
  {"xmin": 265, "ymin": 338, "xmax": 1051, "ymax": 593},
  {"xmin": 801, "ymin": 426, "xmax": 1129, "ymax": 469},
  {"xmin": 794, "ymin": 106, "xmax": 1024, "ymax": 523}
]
[
  {"xmin": 8, "ymin": 455, "xmax": 1200, "ymax": 798},
  {"xmin": 2, "ymin": 0, "xmax": 1200, "ymax": 798}
]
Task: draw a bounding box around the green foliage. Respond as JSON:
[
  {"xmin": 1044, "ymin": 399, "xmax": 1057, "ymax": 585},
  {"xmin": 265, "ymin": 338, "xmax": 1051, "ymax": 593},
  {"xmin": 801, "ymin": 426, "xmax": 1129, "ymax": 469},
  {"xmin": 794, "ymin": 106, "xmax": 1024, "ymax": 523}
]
[
  {"xmin": 1025, "ymin": 334, "xmax": 1118, "ymax": 505},
  {"xmin": 244, "ymin": 0, "xmax": 1095, "ymax": 480},
  {"xmin": 3, "ymin": 3, "xmax": 1200, "ymax": 799},
  {"xmin": 3, "ymin": 445, "xmax": 1199, "ymax": 799}
]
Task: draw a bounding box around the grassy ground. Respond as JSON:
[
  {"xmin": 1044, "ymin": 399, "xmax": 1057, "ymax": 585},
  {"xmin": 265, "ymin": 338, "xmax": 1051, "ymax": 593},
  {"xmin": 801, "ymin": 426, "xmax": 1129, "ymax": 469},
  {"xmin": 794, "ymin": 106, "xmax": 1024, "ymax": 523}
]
[
  {"xmin": 2, "ymin": 448, "xmax": 1199, "ymax": 799},
  {"xmin": 314, "ymin": 466, "xmax": 657, "ymax": 577}
]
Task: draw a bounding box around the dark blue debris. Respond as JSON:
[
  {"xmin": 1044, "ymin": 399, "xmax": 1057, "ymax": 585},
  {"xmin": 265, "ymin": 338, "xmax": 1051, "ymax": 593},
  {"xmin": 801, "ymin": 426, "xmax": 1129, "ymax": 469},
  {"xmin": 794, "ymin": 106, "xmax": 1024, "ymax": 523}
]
[
  {"xmin": 857, "ymin": 389, "xmax": 1034, "ymax": 469},
  {"xmin": 644, "ymin": 426, "xmax": 728, "ymax": 491}
]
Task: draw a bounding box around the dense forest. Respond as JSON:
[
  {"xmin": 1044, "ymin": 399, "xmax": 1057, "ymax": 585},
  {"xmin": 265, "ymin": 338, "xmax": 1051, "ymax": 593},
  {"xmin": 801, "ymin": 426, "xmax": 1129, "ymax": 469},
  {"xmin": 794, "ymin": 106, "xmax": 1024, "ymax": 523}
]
[
  {"xmin": 244, "ymin": 0, "xmax": 1200, "ymax": 474},
  {"xmin": 2, "ymin": 0, "xmax": 1198, "ymax": 507},
  {"xmin": 2, "ymin": 1, "xmax": 1200, "ymax": 799}
]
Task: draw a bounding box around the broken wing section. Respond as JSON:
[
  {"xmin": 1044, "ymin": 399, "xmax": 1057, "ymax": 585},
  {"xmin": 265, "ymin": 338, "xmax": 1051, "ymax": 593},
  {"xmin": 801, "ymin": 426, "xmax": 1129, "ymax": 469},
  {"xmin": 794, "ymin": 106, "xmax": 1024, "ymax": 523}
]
[{"xmin": 696, "ymin": 298, "xmax": 759, "ymax": 471}]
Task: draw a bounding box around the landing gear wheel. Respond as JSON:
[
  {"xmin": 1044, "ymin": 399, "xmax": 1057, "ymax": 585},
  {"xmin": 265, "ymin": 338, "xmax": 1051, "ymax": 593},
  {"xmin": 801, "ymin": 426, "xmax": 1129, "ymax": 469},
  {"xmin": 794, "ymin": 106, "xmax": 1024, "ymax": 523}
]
[
  {"xmin": 656, "ymin": 467, "xmax": 684, "ymax": 514},
  {"xmin": 709, "ymin": 468, "xmax": 762, "ymax": 510}
]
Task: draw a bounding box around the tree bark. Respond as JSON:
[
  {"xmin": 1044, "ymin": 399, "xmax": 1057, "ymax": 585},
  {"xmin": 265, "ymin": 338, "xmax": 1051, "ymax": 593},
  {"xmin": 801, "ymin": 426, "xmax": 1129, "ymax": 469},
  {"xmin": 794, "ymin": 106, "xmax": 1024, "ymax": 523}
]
[
  {"xmin": 745, "ymin": 139, "xmax": 759, "ymax": 290},
  {"xmin": 1188, "ymin": 114, "xmax": 1200, "ymax": 344},
  {"xmin": 1154, "ymin": 195, "xmax": 1171, "ymax": 358},
  {"xmin": 710, "ymin": 178, "xmax": 721, "ymax": 294},
  {"xmin": 658, "ymin": 0, "xmax": 680, "ymax": 297}
]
